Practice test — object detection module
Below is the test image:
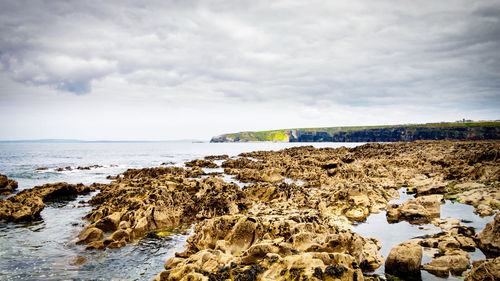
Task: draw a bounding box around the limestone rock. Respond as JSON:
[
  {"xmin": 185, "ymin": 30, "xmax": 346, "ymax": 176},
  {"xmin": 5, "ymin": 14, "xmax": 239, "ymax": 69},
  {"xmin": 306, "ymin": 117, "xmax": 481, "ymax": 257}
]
[
  {"xmin": 156, "ymin": 211, "xmax": 380, "ymax": 280},
  {"xmin": 76, "ymin": 227, "xmax": 104, "ymax": 244},
  {"xmin": 476, "ymin": 213, "xmax": 500, "ymax": 254},
  {"xmin": 184, "ymin": 159, "xmax": 218, "ymax": 168},
  {"xmin": 77, "ymin": 171, "xmax": 249, "ymax": 249},
  {"xmin": 457, "ymin": 188, "xmax": 500, "ymax": 216},
  {"xmin": 387, "ymin": 195, "xmax": 443, "ymax": 224},
  {"xmin": 385, "ymin": 240, "xmax": 422, "ymax": 277},
  {"xmin": 0, "ymin": 182, "xmax": 96, "ymax": 222},
  {"xmin": 0, "ymin": 174, "xmax": 17, "ymax": 195},
  {"xmin": 465, "ymin": 257, "xmax": 500, "ymax": 281},
  {"xmin": 422, "ymin": 249, "xmax": 470, "ymax": 277}
]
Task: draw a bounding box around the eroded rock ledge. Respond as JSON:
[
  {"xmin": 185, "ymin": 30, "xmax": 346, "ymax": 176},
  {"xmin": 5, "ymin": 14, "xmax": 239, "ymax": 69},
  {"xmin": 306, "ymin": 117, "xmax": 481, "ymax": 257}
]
[
  {"xmin": 0, "ymin": 173, "xmax": 17, "ymax": 195},
  {"xmin": 0, "ymin": 182, "xmax": 97, "ymax": 222},
  {"xmin": 158, "ymin": 211, "xmax": 382, "ymax": 281},
  {"xmin": 1, "ymin": 140, "xmax": 498, "ymax": 280}
]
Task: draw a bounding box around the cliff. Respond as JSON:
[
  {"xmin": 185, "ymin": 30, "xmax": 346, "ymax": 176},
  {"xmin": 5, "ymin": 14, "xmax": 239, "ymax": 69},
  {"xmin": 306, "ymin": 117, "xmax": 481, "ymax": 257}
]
[{"xmin": 210, "ymin": 121, "xmax": 500, "ymax": 142}]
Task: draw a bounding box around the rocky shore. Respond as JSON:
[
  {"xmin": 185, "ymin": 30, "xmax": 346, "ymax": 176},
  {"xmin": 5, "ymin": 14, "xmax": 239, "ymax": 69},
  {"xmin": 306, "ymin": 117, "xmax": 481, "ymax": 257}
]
[
  {"xmin": 0, "ymin": 140, "xmax": 499, "ymax": 280},
  {"xmin": 0, "ymin": 173, "xmax": 18, "ymax": 195}
]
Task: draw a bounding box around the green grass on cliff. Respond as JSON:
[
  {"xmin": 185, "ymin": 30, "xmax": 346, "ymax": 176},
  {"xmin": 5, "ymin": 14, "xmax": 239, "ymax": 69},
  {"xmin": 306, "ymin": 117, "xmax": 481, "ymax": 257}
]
[{"xmin": 219, "ymin": 121, "xmax": 499, "ymax": 142}]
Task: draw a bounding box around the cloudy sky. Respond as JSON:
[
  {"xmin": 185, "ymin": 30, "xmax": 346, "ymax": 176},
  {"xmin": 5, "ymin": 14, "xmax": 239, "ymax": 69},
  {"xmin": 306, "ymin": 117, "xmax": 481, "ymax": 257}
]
[{"xmin": 0, "ymin": 0, "xmax": 499, "ymax": 140}]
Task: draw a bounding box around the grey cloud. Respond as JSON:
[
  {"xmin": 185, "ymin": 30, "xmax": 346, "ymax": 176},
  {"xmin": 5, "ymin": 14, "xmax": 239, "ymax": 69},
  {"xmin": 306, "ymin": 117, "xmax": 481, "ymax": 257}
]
[{"xmin": 0, "ymin": 0, "xmax": 498, "ymax": 112}]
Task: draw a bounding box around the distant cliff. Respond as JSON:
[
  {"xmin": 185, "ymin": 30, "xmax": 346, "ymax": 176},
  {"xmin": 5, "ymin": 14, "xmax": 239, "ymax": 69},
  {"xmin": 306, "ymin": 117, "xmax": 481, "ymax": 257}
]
[{"xmin": 210, "ymin": 122, "xmax": 500, "ymax": 143}]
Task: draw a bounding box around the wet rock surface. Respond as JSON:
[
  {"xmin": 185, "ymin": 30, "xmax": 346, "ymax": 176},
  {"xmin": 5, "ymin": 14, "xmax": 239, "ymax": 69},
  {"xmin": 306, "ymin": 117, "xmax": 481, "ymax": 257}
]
[
  {"xmin": 386, "ymin": 195, "xmax": 443, "ymax": 224},
  {"xmin": 185, "ymin": 159, "xmax": 218, "ymax": 168},
  {"xmin": 2, "ymin": 140, "xmax": 499, "ymax": 280},
  {"xmin": 476, "ymin": 213, "xmax": 500, "ymax": 255},
  {"xmin": 156, "ymin": 211, "xmax": 381, "ymax": 281},
  {"xmin": 0, "ymin": 182, "xmax": 97, "ymax": 222},
  {"xmin": 78, "ymin": 167, "xmax": 249, "ymax": 249},
  {"xmin": 465, "ymin": 257, "xmax": 500, "ymax": 281},
  {"xmin": 0, "ymin": 173, "xmax": 17, "ymax": 195},
  {"xmin": 385, "ymin": 240, "xmax": 422, "ymax": 278}
]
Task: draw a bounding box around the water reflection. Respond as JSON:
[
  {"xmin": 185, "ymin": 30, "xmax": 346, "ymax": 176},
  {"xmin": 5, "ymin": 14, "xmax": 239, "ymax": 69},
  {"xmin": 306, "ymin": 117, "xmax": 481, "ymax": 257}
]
[{"xmin": 352, "ymin": 188, "xmax": 493, "ymax": 280}]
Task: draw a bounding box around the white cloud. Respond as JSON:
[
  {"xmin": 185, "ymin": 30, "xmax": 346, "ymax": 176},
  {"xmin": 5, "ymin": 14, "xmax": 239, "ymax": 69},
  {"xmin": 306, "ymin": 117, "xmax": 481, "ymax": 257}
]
[{"xmin": 0, "ymin": 0, "xmax": 499, "ymax": 139}]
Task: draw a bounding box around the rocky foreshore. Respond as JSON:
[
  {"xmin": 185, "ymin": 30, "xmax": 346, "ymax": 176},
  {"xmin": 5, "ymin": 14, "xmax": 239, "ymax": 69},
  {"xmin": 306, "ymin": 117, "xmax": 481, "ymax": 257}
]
[
  {"xmin": 0, "ymin": 173, "xmax": 18, "ymax": 195},
  {"xmin": 0, "ymin": 140, "xmax": 499, "ymax": 280}
]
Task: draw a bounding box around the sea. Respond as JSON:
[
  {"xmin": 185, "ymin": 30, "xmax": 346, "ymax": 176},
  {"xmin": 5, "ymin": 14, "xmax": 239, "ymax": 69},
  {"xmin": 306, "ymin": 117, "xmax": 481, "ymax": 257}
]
[
  {"xmin": 0, "ymin": 142, "xmax": 360, "ymax": 281},
  {"xmin": 0, "ymin": 142, "xmax": 494, "ymax": 281}
]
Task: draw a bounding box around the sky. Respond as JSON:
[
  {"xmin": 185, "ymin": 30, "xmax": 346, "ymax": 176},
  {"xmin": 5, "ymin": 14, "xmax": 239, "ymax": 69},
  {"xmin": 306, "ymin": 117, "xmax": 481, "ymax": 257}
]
[{"xmin": 0, "ymin": 0, "xmax": 499, "ymax": 141}]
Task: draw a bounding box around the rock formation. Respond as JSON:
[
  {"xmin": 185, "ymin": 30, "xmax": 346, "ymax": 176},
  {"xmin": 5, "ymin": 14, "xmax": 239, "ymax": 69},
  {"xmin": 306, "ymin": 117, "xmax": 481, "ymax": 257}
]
[
  {"xmin": 386, "ymin": 195, "xmax": 443, "ymax": 224},
  {"xmin": 476, "ymin": 213, "xmax": 500, "ymax": 254},
  {"xmin": 0, "ymin": 182, "xmax": 97, "ymax": 222},
  {"xmin": 0, "ymin": 174, "xmax": 17, "ymax": 195},
  {"xmin": 465, "ymin": 257, "xmax": 500, "ymax": 281},
  {"xmin": 155, "ymin": 211, "xmax": 383, "ymax": 281},
  {"xmin": 385, "ymin": 241, "xmax": 422, "ymax": 279},
  {"xmin": 2, "ymin": 140, "xmax": 498, "ymax": 280},
  {"xmin": 77, "ymin": 168, "xmax": 249, "ymax": 249},
  {"xmin": 185, "ymin": 159, "xmax": 218, "ymax": 168}
]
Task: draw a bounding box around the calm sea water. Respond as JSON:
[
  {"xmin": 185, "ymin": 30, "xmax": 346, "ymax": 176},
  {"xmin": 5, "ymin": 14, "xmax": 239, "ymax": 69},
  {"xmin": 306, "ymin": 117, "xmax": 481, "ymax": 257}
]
[{"xmin": 0, "ymin": 142, "xmax": 362, "ymax": 281}]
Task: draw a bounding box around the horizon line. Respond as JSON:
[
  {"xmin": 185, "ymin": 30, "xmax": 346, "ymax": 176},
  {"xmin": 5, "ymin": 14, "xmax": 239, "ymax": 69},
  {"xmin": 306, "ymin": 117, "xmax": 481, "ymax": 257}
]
[{"xmin": 0, "ymin": 139, "xmax": 209, "ymax": 143}]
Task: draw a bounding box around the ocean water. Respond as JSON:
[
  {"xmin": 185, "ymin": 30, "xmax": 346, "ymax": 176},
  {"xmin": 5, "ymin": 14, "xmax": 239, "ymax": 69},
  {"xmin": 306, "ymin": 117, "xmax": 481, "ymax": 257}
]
[{"xmin": 0, "ymin": 142, "xmax": 362, "ymax": 281}]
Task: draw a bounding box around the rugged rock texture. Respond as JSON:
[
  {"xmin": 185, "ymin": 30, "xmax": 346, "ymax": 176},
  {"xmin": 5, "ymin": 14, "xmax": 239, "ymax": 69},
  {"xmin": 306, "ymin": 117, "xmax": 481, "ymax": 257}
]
[
  {"xmin": 78, "ymin": 167, "xmax": 249, "ymax": 249},
  {"xmin": 4, "ymin": 140, "xmax": 493, "ymax": 279},
  {"xmin": 465, "ymin": 257, "xmax": 500, "ymax": 281},
  {"xmin": 385, "ymin": 241, "xmax": 422, "ymax": 278},
  {"xmin": 0, "ymin": 174, "xmax": 17, "ymax": 195},
  {"xmin": 476, "ymin": 213, "xmax": 500, "ymax": 254},
  {"xmin": 204, "ymin": 155, "xmax": 229, "ymax": 161},
  {"xmin": 155, "ymin": 211, "xmax": 382, "ymax": 281},
  {"xmin": 185, "ymin": 159, "xmax": 218, "ymax": 168},
  {"xmin": 386, "ymin": 195, "xmax": 443, "ymax": 224},
  {"xmin": 0, "ymin": 182, "xmax": 96, "ymax": 222},
  {"xmin": 419, "ymin": 220, "xmax": 477, "ymax": 277}
]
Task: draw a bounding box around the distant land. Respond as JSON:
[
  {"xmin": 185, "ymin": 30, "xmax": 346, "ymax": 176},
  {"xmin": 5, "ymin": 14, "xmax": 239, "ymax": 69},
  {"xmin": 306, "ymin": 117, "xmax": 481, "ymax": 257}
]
[
  {"xmin": 210, "ymin": 121, "xmax": 500, "ymax": 143},
  {"xmin": 0, "ymin": 139, "xmax": 206, "ymax": 143}
]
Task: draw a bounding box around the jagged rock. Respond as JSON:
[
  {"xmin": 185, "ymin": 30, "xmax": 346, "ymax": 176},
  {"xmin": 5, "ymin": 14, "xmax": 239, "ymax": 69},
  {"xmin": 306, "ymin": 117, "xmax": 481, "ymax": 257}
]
[
  {"xmin": 76, "ymin": 227, "xmax": 104, "ymax": 244},
  {"xmin": 155, "ymin": 211, "xmax": 382, "ymax": 280},
  {"xmin": 0, "ymin": 182, "xmax": 96, "ymax": 222},
  {"xmin": 72, "ymin": 256, "xmax": 88, "ymax": 265},
  {"xmin": 408, "ymin": 176, "xmax": 447, "ymax": 195},
  {"xmin": 76, "ymin": 165, "xmax": 103, "ymax": 170},
  {"xmin": 184, "ymin": 159, "xmax": 218, "ymax": 168},
  {"xmin": 457, "ymin": 188, "xmax": 500, "ymax": 216},
  {"xmin": 387, "ymin": 195, "xmax": 443, "ymax": 224},
  {"xmin": 0, "ymin": 174, "xmax": 17, "ymax": 195},
  {"xmin": 385, "ymin": 240, "xmax": 423, "ymax": 278},
  {"xmin": 422, "ymin": 249, "xmax": 470, "ymax": 277},
  {"xmin": 465, "ymin": 257, "xmax": 500, "ymax": 281},
  {"xmin": 204, "ymin": 154, "xmax": 229, "ymax": 160},
  {"xmin": 476, "ymin": 213, "xmax": 500, "ymax": 254},
  {"xmin": 76, "ymin": 172, "xmax": 249, "ymax": 249},
  {"xmin": 36, "ymin": 140, "xmax": 496, "ymax": 280}
]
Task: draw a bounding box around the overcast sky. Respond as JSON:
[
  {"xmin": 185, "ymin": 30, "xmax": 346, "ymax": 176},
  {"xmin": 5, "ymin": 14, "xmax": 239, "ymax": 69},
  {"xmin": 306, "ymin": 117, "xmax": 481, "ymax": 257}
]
[{"xmin": 0, "ymin": 0, "xmax": 499, "ymax": 140}]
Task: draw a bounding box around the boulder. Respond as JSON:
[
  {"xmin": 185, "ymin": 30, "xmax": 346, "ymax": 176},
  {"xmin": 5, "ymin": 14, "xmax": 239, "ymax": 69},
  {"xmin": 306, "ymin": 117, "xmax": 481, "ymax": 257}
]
[
  {"xmin": 387, "ymin": 195, "xmax": 442, "ymax": 224},
  {"xmin": 76, "ymin": 227, "xmax": 104, "ymax": 244},
  {"xmin": 385, "ymin": 240, "xmax": 422, "ymax": 278},
  {"xmin": 476, "ymin": 213, "xmax": 500, "ymax": 254},
  {"xmin": 422, "ymin": 249, "xmax": 470, "ymax": 277},
  {"xmin": 0, "ymin": 174, "xmax": 18, "ymax": 194}
]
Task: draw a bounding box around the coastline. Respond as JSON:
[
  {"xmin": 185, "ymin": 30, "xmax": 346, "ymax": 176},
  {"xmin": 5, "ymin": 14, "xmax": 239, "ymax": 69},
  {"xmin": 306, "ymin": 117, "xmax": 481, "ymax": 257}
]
[{"xmin": 0, "ymin": 140, "xmax": 499, "ymax": 280}]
